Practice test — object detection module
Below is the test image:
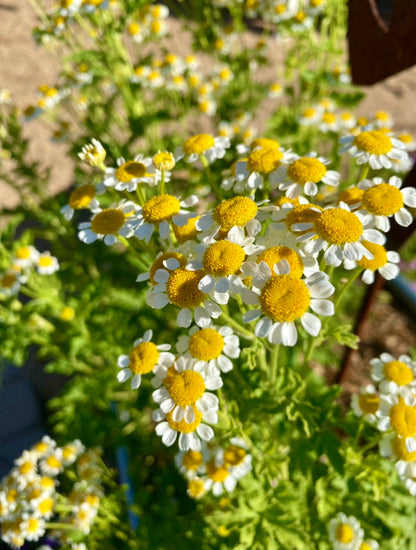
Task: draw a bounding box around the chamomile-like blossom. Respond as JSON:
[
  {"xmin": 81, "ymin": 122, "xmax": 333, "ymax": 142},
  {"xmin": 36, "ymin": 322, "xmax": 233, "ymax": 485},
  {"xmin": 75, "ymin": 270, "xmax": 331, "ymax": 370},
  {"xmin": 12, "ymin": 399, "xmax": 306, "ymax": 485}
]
[
  {"xmin": 319, "ymin": 111, "xmax": 339, "ymax": 133},
  {"xmin": 174, "ymin": 446, "xmax": 209, "ymax": 478},
  {"xmin": 339, "ymin": 127, "xmax": 408, "ymax": 170},
  {"xmin": 196, "ymin": 195, "xmax": 262, "ymax": 238},
  {"xmin": 61, "ymin": 183, "xmax": 102, "ymax": 221},
  {"xmin": 189, "ymin": 226, "xmax": 261, "ymax": 303},
  {"xmin": 39, "ymin": 448, "xmax": 64, "ymax": 476},
  {"xmin": 299, "ymin": 106, "xmax": 322, "ymax": 126},
  {"xmin": 78, "ymin": 138, "xmax": 106, "ymax": 167},
  {"xmin": 344, "ymin": 241, "xmax": 400, "ymax": 284},
  {"xmin": 134, "ymin": 194, "xmax": 198, "ymax": 243},
  {"xmin": 296, "ymin": 202, "xmax": 385, "ymax": 266},
  {"xmin": 153, "ymin": 403, "xmax": 217, "ymax": 451},
  {"xmin": 204, "ymin": 457, "xmax": 239, "ymax": 496},
  {"xmin": 186, "ymin": 477, "xmax": 207, "ymax": 499},
  {"xmin": 0, "ymin": 270, "xmax": 25, "ymax": 297},
  {"xmin": 61, "ymin": 440, "xmax": 85, "ymax": 466},
  {"xmin": 177, "ymin": 325, "xmax": 240, "ymax": 376},
  {"xmin": 152, "ymin": 356, "xmax": 222, "ymax": 424},
  {"xmin": 117, "ymin": 329, "xmax": 174, "ymax": 389},
  {"xmin": 379, "ymin": 432, "xmax": 416, "ymax": 482},
  {"xmin": 358, "ymin": 176, "xmax": 416, "ymax": 230},
  {"xmin": 11, "ymin": 451, "xmax": 38, "ymax": 489},
  {"xmin": 235, "ymin": 145, "xmax": 296, "ymax": 191},
  {"xmin": 147, "ymin": 265, "xmax": 222, "ymax": 328},
  {"xmin": 222, "ymin": 437, "xmax": 252, "ymax": 479},
  {"xmin": 20, "ymin": 515, "xmax": 46, "ymax": 542},
  {"xmin": 328, "ymin": 513, "xmax": 364, "ymax": 550},
  {"xmin": 373, "ymin": 110, "xmax": 393, "ymax": 129},
  {"xmin": 36, "ymin": 252, "xmax": 59, "ymax": 275},
  {"xmin": 242, "ymin": 264, "xmax": 334, "ymax": 346},
  {"xmin": 103, "ymin": 154, "xmax": 156, "ymax": 191},
  {"xmin": 377, "ymin": 389, "xmax": 416, "ymax": 452},
  {"xmin": 78, "ymin": 200, "xmax": 138, "ymax": 245},
  {"xmin": 350, "ymin": 385, "xmax": 380, "ymax": 422},
  {"xmin": 136, "ymin": 251, "xmax": 187, "ymax": 285},
  {"xmin": 13, "ymin": 245, "xmax": 39, "ymax": 268},
  {"xmin": 277, "ymin": 153, "xmax": 340, "ymax": 198},
  {"xmin": 397, "ymin": 131, "xmax": 416, "ymax": 152},
  {"xmin": 175, "ymin": 134, "xmax": 230, "ymax": 164},
  {"xmin": 371, "ymin": 353, "xmax": 416, "ymax": 395}
]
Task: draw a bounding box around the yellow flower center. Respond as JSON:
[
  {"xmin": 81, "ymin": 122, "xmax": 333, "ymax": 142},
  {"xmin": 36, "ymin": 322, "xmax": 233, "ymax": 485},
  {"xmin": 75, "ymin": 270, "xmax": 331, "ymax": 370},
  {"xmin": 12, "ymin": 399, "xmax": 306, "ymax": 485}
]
[
  {"xmin": 286, "ymin": 204, "xmax": 322, "ymax": 234},
  {"xmin": 34, "ymin": 441, "xmax": 49, "ymax": 454},
  {"xmin": 259, "ymin": 275, "xmax": 310, "ymax": 322},
  {"xmin": 207, "ymin": 460, "xmax": 229, "ymax": 482},
  {"xmin": 69, "ymin": 184, "xmax": 96, "ymax": 209},
  {"xmin": 153, "ymin": 151, "xmax": 175, "ymax": 171},
  {"xmin": 224, "ymin": 445, "xmax": 246, "ymax": 466},
  {"xmin": 362, "ymin": 183, "xmax": 404, "ymax": 216},
  {"xmin": 90, "ymin": 209, "xmax": 125, "ymax": 235},
  {"xmin": 213, "ymin": 196, "xmax": 258, "ymax": 232},
  {"xmin": 1, "ymin": 273, "xmax": 17, "ymax": 288},
  {"xmin": 383, "ymin": 360, "xmax": 414, "ymax": 385},
  {"xmin": 166, "ymin": 405, "xmax": 202, "ymax": 433},
  {"xmin": 188, "ymin": 478, "xmax": 205, "ymax": 497},
  {"xmin": 203, "ymin": 241, "xmax": 245, "ymax": 276},
  {"xmin": 353, "ymin": 130, "xmax": 392, "ymax": 154},
  {"xmin": 392, "ymin": 435, "xmax": 416, "ymax": 462},
  {"xmin": 166, "ymin": 268, "xmax": 205, "ymax": 308},
  {"xmin": 357, "ymin": 241, "xmax": 387, "ymax": 270},
  {"xmin": 287, "ymin": 157, "xmax": 327, "ymax": 185},
  {"xmin": 40, "ymin": 477, "xmax": 55, "ymax": 490},
  {"xmin": 46, "ymin": 455, "xmax": 61, "ymax": 469},
  {"xmin": 168, "ymin": 370, "xmax": 205, "ymax": 406},
  {"xmin": 115, "ymin": 161, "xmax": 147, "ymax": 183},
  {"xmin": 375, "ymin": 110, "xmax": 389, "ymax": 122},
  {"xmin": 247, "ymin": 147, "xmax": 283, "ymax": 174},
  {"xmin": 302, "ymin": 108, "xmax": 316, "ymax": 119},
  {"xmin": 86, "ymin": 494, "xmax": 100, "ymax": 507},
  {"xmin": 257, "ymin": 246, "xmax": 304, "ymax": 278},
  {"xmin": 359, "ymin": 544, "xmax": 373, "ymax": 550},
  {"xmin": 315, "ymin": 208, "xmax": 363, "ymax": 244},
  {"xmin": 389, "ymin": 397, "xmax": 416, "ymax": 437},
  {"xmin": 295, "ymin": 10, "xmax": 306, "ymax": 22},
  {"xmin": 188, "ymin": 328, "xmax": 225, "ymax": 361},
  {"xmin": 16, "ymin": 246, "xmax": 31, "ymax": 259},
  {"xmin": 60, "ymin": 306, "xmax": 75, "ymax": 321},
  {"xmin": 7, "ymin": 489, "xmax": 17, "ymax": 503},
  {"xmin": 38, "ymin": 498, "xmax": 54, "ymax": 515},
  {"xmin": 149, "ymin": 252, "xmax": 186, "ymax": 285},
  {"xmin": 322, "ymin": 112, "xmax": 336, "ymax": 124},
  {"xmin": 142, "ymin": 194, "xmax": 181, "ymax": 224},
  {"xmin": 338, "ymin": 186, "xmax": 364, "ymax": 206},
  {"xmin": 129, "ymin": 341, "xmax": 159, "ymax": 375},
  {"xmin": 183, "ymin": 134, "xmax": 215, "ymax": 155},
  {"xmin": 183, "ymin": 450, "xmax": 203, "ymax": 470},
  {"xmin": 27, "ymin": 518, "xmax": 40, "ymax": 533},
  {"xmin": 250, "ymin": 138, "xmax": 280, "ymax": 151},
  {"xmin": 399, "ymin": 133, "xmax": 413, "ymax": 144},
  {"xmin": 336, "ymin": 524, "xmax": 354, "ymax": 543},
  {"xmin": 173, "ymin": 216, "xmax": 199, "ymax": 244},
  {"xmin": 39, "ymin": 256, "xmax": 53, "ymax": 267},
  {"xmin": 19, "ymin": 461, "xmax": 34, "ymax": 475},
  {"xmin": 62, "ymin": 444, "xmax": 76, "ymax": 460},
  {"xmin": 358, "ymin": 393, "xmax": 380, "ymax": 415}
]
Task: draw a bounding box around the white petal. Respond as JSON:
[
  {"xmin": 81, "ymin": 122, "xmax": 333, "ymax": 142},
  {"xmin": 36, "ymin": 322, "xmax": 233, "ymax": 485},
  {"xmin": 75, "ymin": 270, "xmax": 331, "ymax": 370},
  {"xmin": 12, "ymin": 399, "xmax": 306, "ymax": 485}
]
[
  {"xmin": 162, "ymin": 429, "xmax": 177, "ymax": 447},
  {"xmin": 255, "ymin": 317, "xmax": 272, "ymax": 338},
  {"xmin": 172, "ymin": 405, "xmax": 184, "ymax": 422},
  {"xmin": 177, "ymin": 308, "xmax": 192, "ymax": 327},
  {"xmin": 197, "ymin": 424, "xmax": 214, "ymax": 441},
  {"xmin": 361, "ymin": 269, "xmax": 374, "ymax": 284},
  {"xmin": 178, "ymin": 433, "xmax": 190, "ymax": 451},
  {"xmin": 184, "ymin": 405, "xmax": 195, "ymax": 423},
  {"xmin": 160, "ymin": 398, "xmax": 175, "ymax": 413},
  {"xmin": 301, "ymin": 312, "xmax": 321, "ymax": 336},
  {"xmin": 131, "ymin": 374, "xmax": 142, "ymax": 389},
  {"xmin": 117, "ymin": 369, "xmax": 131, "ymax": 382},
  {"xmin": 151, "ymin": 293, "xmax": 170, "ymax": 309},
  {"xmin": 199, "ymin": 275, "xmax": 215, "ymax": 293},
  {"xmin": 310, "ymin": 299, "xmax": 334, "ymax": 316},
  {"xmin": 243, "ymin": 309, "xmax": 261, "ymax": 322},
  {"xmin": 379, "ymin": 263, "xmax": 399, "ymax": 280},
  {"xmin": 402, "ymin": 187, "xmax": 416, "ymax": 207},
  {"xmin": 280, "ymin": 322, "xmax": 297, "ymax": 346},
  {"xmin": 117, "ymin": 355, "xmax": 130, "ymax": 368},
  {"xmin": 406, "ymin": 438, "xmax": 416, "ymax": 453},
  {"xmin": 395, "ymin": 208, "xmax": 412, "ymax": 227}
]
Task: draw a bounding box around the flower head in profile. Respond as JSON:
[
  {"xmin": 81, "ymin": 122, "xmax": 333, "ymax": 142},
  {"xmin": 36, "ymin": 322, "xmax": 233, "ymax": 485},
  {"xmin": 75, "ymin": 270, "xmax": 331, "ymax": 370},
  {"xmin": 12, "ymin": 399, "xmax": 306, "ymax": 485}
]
[
  {"xmin": 104, "ymin": 154, "xmax": 156, "ymax": 191},
  {"xmin": 175, "ymin": 134, "xmax": 230, "ymax": 164},
  {"xmin": 350, "ymin": 385, "xmax": 380, "ymax": 422},
  {"xmin": 340, "ymin": 127, "xmax": 408, "ymax": 169},
  {"xmin": 78, "ymin": 138, "xmax": 106, "ymax": 167},
  {"xmin": 36, "ymin": 252, "xmax": 59, "ymax": 275},
  {"xmin": 78, "ymin": 200, "xmax": 138, "ymax": 245},
  {"xmin": 117, "ymin": 329, "xmax": 174, "ymax": 389},
  {"xmin": 344, "ymin": 241, "xmax": 400, "ymax": 285},
  {"xmin": 377, "ymin": 388, "xmax": 416, "ymax": 452},
  {"xmin": 328, "ymin": 513, "xmax": 364, "ymax": 550}
]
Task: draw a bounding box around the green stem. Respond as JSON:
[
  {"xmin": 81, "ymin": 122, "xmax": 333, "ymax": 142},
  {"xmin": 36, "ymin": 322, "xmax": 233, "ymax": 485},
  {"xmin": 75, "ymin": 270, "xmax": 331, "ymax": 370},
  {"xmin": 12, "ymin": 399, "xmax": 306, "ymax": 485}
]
[
  {"xmin": 219, "ymin": 309, "xmax": 254, "ymax": 340},
  {"xmin": 45, "ymin": 522, "xmax": 78, "ymax": 531},
  {"xmin": 270, "ymin": 344, "xmax": 280, "ymax": 385},
  {"xmin": 117, "ymin": 236, "xmax": 150, "ymax": 270},
  {"xmin": 358, "ymin": 164, "xmax": 369, "ymax": 182},
  {"xmin": 334, "ymin": 267, "xmax": 363, "ymax": 310},
  {"xmin": 200, "ymin": 154, "xmax": 222, "ymax": 198},
  {"xmin": 160, "ymin": 170, "xmax": 166, "ymax": 195}
]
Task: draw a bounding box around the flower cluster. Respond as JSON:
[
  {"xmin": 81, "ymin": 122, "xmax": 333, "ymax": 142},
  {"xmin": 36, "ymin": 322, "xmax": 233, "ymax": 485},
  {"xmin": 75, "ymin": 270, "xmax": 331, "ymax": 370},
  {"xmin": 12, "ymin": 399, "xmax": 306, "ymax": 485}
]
[
  {"xmin": 0, "ymin": 245, "xmax": 59, "ymax": 298},
  {"xmin": 175, "ymin": 438, "xmax": 252, "ymax": 499},
  {"xmin": 0, "ymin": 436, "xmax": 105, "ymax": 549}
]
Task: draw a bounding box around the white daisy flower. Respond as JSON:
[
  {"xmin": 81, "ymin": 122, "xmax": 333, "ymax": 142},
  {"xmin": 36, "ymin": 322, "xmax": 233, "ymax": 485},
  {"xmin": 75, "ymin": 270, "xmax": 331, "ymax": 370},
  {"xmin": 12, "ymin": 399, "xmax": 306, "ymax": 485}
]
[
  {"xmin": 61, "ymin": 439, "xmax": 85, "ymax": 466},
  {"xmin": 147, "ymin": 266, "xmax": 222, "ymax": 328},
  {"xmin": 78, "ymin": 138, "xmax": 106, "ymax": 167},
  {"xmin": 136, "ymin": 251, "xmax": 187, "ymax": 284},
  {"xmin": 371, "ymin": 353, "xmax": 416, "ymax": 395},
  {"xmin": 36, "ymin": 251, "xmax": 59, "ymax": 275},
  {"xmin": 29, "ymin": 436, "xmax": 57, "ymax": 459},
  {"xmin": 186, "ymin": 477, "xmax": 208, "ymax": 499},
  {"xmin": 318, "ymin": 111, "xmax": 339, "ymax": 133},
  {"xmin": 195, "ymin": 195, "xmax": 262, "ymax": 238},
  {"xmin": 328, "ymin": 513, "xmax": 364, "ymax": 550},
  {"xmin": 358, "ymin": 176, "xmax": 416, "ymax": 230},
  {"xmin": 373, "ymin": 110, "xmax": 393, "ymax": 129},
  {"xmin": 222, "ymin": 437, "xmax": 252, "ymax": 480},
  {"xmin": 20, "ymin": 515, "xmax": 46, "ymax": 542},
  {"xmin": 153, "ymin": 403, "xmax": 217, "ymax": 451},
  {"xmin": 204, "ymin": 457, "xmax": 238, "ymax": 496},
  {"xmin": 346, "ymin": 242, "xmax": 400, "ymax": 284},
  {"xmin": 78, "ymin": 200, "xmax": 139, "ymax": 245},
  {"xmin": 397, "ymin": 131, "xmax": 416, "ymax": 152},
  {"xmin": 277, "ymin": 152, "xmax": 340, "ymax": 198},
  {"xmin": 397, "ymin": 460, "xmax": 416, "ymax": 496},
  {"xmin": 298, "ymin": 105, "xmax": 322, "ymax": 127},
  {"xmin": 174, "ymin": 445, "xmax": 209, "ymax": 478},
  {"xmin": 61, "ymin": 183, "xmax": 102, "ymax": 221},
  {"xmin": 176, "ymin": 324, "xmax": 240, "ymax": 376},
  {"xmin": 350, "ymin": 385, "xmax": 380, "ymax": 422},
  {"xmin": 175, "ymin": 134, "xmax": 230, "ymax": 164},
  {"xmin": 296, "ymin": 202, "xmax": 385, "ymax": 266},
  {"xmin": 339, "ymin": 127, "xmax": 408, "ymax": 170},
  {"xmin": 0, "ymin": 270, "xmax": 26, "ymax": 297},
  {"xmin": 39, "ymin": 448, "xmax": 64, "ymax": 476},
  {"xmin": 377, "ymin": 388, "xmax": 416, "ymax": 452},
  {"xmin": 188, "ymin": 226, "xmax": 262, "ymax": 304},
  {"xmin": 242, "ymin": 264, "xmax": 334, "ymax": 346},
  {"xmin": 117, "ymin": 329, "xmax": 174, "ymax": 389},
  {"xmin": 13, "ymin": 245, "xmax": 39, "ymax": 268},
  {"xmin": 379, "ymin": 433, "xmax": 416, "ymax": 496},
  {"xmin": 134, "ymin": 194, "xmax": 198, "ymax": 243},
  {"xmin": 103, "ymin": 154, "xmax": 156, "ymax": 191},
  {"xmin": 11, "ymin": 451, "xmax": 38, "ymax": 490},
  {"xmin": 152, "ymin": 356, "xmax": 222, "ymax": 423}
]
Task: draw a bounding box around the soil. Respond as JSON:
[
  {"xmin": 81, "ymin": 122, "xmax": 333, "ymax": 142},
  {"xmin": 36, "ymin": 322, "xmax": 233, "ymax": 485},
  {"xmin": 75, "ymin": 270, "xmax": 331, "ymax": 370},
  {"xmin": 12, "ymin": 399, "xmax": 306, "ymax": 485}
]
[{"xmin": 1, "ymin": 1, "xmax": 416, "ymax": 393}]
